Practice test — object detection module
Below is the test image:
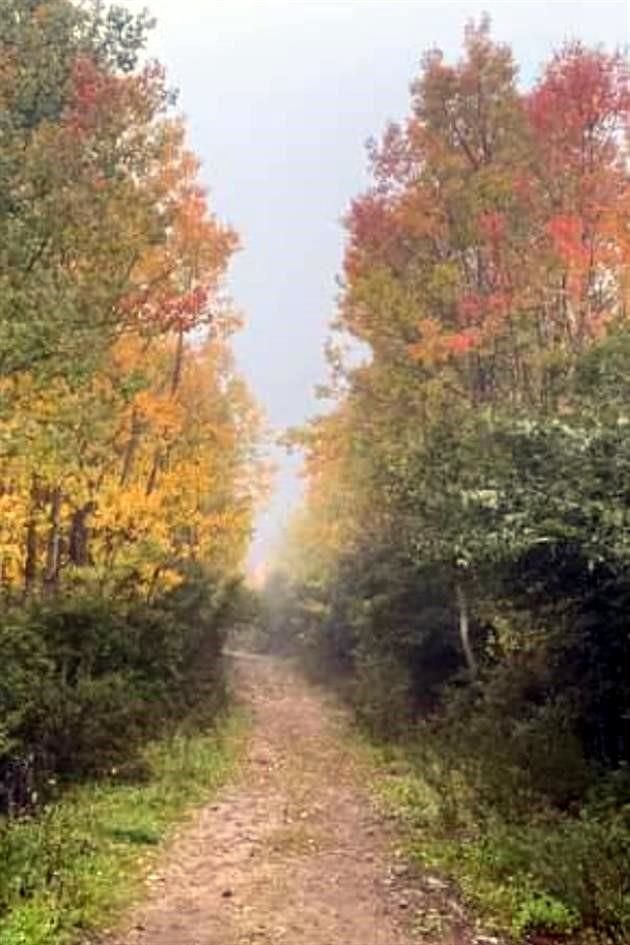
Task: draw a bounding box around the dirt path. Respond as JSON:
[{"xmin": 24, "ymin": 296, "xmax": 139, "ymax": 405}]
[{"xmin": 108, "ymin": 655, "xmax": 484, "ymax": 945}]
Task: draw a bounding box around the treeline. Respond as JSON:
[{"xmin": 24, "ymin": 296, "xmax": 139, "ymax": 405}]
[
  {"xmin": 263, "ymin": 20, "xmax": 630, "ymax": 943},
  {"xmin": 0, "ymin": 1, "xmax": 261, "ymax": 814}
]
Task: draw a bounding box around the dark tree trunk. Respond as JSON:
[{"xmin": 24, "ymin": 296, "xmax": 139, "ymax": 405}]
[{"xmin": 68, "ymin": 502, "xmax": 95, "ymax": 567}]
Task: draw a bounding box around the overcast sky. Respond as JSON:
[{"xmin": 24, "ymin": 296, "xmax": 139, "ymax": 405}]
[{"xmin": 127, "ymin": 0, "xmax": 628, "ymax": 565}]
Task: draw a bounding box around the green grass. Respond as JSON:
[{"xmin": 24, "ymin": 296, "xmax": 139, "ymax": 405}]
[
  {"xmin": 354, "ymin": 737, "xmax": 630, "ymax": 944},
  {"xmin": 0, "ymin": 711, "xmax": 247, "ymax": 945}
]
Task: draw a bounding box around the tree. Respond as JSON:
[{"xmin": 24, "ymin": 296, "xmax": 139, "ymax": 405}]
[{"xmin": 279, "ymin": 21, "xmax": 630, "ymax": 772}]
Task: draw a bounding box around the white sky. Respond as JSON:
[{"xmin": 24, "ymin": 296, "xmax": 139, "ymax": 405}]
[{"xmin": 126, "ymin": 0, "xmax": 629, "ymax": 565}]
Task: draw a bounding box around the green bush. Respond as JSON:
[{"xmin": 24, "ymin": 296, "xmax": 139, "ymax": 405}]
[
  {"xmin": 417, "ymin": 673, "xmax": 592, "ymax": 822},
  {"xmin": 0, "ymin": 715, "xmax": 243, "ymax": 944},
  {"xmin": 0, "ymin": 568, "xmax": 233, "ymax": 815},
  {"xmin": 351, "ymin": 648, "xmax": 414, "ymax": 738}
]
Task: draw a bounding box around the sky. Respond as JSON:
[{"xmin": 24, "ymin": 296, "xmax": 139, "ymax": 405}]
[{"xmin": 127, "ymin": 0, "xmax": 628, "ymax": 566}]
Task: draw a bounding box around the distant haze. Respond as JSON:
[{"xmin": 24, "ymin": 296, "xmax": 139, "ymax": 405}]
[{"xmin": 127, "ymin": 0, "xmax": 628, "ymax": 566}]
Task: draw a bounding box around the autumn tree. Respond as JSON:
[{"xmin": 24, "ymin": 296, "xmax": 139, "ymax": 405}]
[
  {"xmin": 0, "ymin": 0, "xmax": 265, "ymax": 817},
  {"xmin": 0, "ymin": 0, "xmax": 166, "ymax": 379},
  {"xmin": 280, "ymin": 20, "xmax": 630, "ymax": 782}
]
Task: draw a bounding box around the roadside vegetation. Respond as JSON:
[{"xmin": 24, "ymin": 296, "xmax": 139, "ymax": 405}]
[
  {"xmin": 0, "ymin": 714, "xmax": 245, "ymax": 945},
  {"xmin": 0, "ymin": 2, "xmax": 262, "ymax": 940},
  {"xmin": 262, "ymin": 20, "xmax": 630, "ymax": 944}
]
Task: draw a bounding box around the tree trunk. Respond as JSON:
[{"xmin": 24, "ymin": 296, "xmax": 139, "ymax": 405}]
[
  {"xmin": 146, "ymin": 446, "xmax": 162, "ymax": 497},
  {"xmin": 1, "ymin": 556, "xmax": 10, "ymax": 599},
  {"xmin": 23, "ymin": 477, "xmax": 40, "ymax": 597},
  {"xmin": 146, "ymin": 325, "xmax": 187, "ymax": 497},
  {"xmin": 170, "ymin": 327, "xmax": 185, "ymax": 397},
  {"xmin": 43, "ymin": 487, "xmax": 62, "ymax": 596},
  {"xmin": 119, "ymin": 409, "xmax": 142, "ymax": 487},
  {"xmin": 69, "ymin": 502, "xmax": 94, "ymax": 567},
  {"xmin": 455, "ymin": 581, "xmax": 477, "ymax": 677}
]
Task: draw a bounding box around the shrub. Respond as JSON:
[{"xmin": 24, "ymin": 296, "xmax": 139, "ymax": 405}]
[{"xmin": 0, "ymin": 568, "xmax": 233, "ymax": 815}]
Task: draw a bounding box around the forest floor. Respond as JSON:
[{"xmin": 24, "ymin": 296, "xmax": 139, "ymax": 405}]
[{"xmin": 105, "ymin": 654, "xmax": 497, "ymax": 945}]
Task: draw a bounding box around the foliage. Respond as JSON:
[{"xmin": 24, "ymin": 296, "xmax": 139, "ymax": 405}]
[
  {"xmin": 0, "ymin": 711, "xmax": 245, "ymax": 945},
  {"xmin": 368, "ymin": 739, "xmax": 630, "ymax": 943},
  {"xmin": 0, "ymin": 568, "xmax": 237, "ymax": 810},
  {"xmin": 0, "ymin": 0, "xmax": 263, "ymax": 608},
  {"xmin": 0, "ymin": 0, "xmax": 262, "ymax": 777},
  {"xmin": 0, "ymin": 3, "xmax": 262, "ymax": 941},
  {"xmin": 269, "ymin": 19, "xmax": 630, "ymax": 942}
]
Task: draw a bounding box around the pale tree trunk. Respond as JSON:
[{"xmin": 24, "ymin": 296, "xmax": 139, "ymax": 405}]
[
  {"xmin": 43, "ymin": 487, "xmax": 62, "ymax": 596},
  {"xmin": 455, "ymin": 581, "xmax": 477, "ymax": 677}
]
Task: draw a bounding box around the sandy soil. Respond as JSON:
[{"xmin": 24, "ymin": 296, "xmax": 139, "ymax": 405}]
[{"xmin": 106, "ymin": 654, "xmax": 496, "ymax": 945}]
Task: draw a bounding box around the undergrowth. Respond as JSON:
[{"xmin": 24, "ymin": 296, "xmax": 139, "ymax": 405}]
[
  {"xmin": 0, "ymin": 711, "xmax": 246, "ymax": 945},
  {"xmin": 359, "ymin": 739, "xmax": 630, "ymax": 944}
]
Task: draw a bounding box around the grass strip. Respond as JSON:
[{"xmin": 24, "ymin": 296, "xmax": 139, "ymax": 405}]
[
  {"xmin": 354, "ymin": 737, "xmax": 630, "ymax": 944},
  {"xmin": 0, "ymin": 711, "xmax": 247, "ymax": 945}
]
